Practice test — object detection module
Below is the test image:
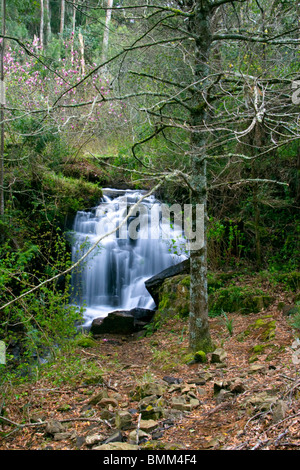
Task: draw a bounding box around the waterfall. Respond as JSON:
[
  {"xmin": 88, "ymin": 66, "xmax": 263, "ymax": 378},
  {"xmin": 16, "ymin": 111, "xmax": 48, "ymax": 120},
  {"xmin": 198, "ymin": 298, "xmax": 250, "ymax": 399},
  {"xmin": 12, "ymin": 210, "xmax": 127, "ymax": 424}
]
[{"xmin": 71, "ymin": 188, "xmax": 187, "ymax": 326}]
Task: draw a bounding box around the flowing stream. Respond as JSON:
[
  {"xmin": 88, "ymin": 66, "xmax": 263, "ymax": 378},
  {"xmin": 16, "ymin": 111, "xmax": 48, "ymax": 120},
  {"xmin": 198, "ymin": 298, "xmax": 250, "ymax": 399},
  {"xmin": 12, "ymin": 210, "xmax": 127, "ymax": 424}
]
[{"xmin": 71, "ymin": 188, "xmax": 187, "ymax": 326}]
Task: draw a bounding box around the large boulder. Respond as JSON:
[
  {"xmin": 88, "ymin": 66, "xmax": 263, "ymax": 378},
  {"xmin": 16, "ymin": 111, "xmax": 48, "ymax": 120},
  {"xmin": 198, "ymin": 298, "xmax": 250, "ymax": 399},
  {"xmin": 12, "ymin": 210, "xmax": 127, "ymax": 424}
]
[
  {"xmin": 145, "ymin": 258, "xmax": 190, "ymax": 306},
  {"xmin": 90, "ymin": 308, "xmax": 155, "ymax": 336}
]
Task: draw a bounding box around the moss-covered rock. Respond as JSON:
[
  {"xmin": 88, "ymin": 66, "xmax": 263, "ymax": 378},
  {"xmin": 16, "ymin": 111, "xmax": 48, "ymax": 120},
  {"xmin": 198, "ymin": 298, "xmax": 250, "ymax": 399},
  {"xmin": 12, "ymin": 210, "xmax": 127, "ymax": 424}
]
[
  {"xmin": 239, "ymin": 316, "xmax": 276, "ymax": 342},
  {"xmin": 42, "ymin": 171, "xmax": 102, "ymax": 216},
  {"xmin": 74, "ymin": 334, "xmax": 97, "ymax": 348},
  {"xmin": 156, "ymin": 274, "xmax": 190, "ymax": 319},
  {"xmin": 194, "ymin": 350, "xmax": 207, "ymax": 363},
  {"xmin": 152, "ymin": 271, "xmax": 276, "ymax": 326},
  {"xmin": 209, "ymin": 286, "xmax": 274, "ymax": 315}
]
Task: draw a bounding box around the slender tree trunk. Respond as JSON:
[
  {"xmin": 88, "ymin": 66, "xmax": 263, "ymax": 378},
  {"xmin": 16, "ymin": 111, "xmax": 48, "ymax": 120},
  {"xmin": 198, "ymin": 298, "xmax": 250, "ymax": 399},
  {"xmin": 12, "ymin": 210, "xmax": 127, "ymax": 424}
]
[
  {"xmin": 71, "ymin": 0, "xmax": 76, "ymax": 63},
  {"xmin": 60, "ymin": 0, "xmax": 65, "ymax": 37},
  {"xmin": 188, "ymin": 0, "xmax": 213, "ymax": 352},
  {"xmin": 0, "ymin": 0, "xmax": 6, "ymax": 217},
  {"xmin": 78, "ymin": 31, "xmax": 85, "ymax": 76},
  {"xmin": 40, "ymin": 0, "xmax": 44, "ymax": 50},
  {"xmin": 45, "ymin": 0, "xmax": 52, "ymax": 45},
  {"xmin": 101, "ymin": 0, "xmax": 114, "ymax": 64}
]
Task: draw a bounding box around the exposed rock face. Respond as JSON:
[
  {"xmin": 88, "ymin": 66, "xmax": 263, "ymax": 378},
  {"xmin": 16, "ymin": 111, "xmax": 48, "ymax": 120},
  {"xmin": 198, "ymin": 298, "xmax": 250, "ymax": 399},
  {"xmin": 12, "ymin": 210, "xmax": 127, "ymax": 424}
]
[
  {"xmin": 90, "ymin": 308, "xmax": 155, "ymax": 335},
  {"xmin": 145, "ymin": 259, "xmax": 190, "ymax": 306}
]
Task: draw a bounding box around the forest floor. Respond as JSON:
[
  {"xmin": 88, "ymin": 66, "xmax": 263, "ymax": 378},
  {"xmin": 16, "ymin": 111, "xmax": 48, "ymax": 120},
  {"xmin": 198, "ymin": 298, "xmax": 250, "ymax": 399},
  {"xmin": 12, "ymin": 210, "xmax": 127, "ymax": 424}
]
[{"xmin": 1, "ymin": 279, "xmax": 300, "ymax": 453}]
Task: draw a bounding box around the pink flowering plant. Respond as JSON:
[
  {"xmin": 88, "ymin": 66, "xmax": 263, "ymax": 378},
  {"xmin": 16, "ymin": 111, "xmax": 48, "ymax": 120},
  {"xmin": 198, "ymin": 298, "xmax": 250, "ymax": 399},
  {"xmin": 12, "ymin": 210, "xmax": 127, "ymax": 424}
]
[{"xmin": 3, "ymin": 35, "xmax": 125, "ymax": 141}]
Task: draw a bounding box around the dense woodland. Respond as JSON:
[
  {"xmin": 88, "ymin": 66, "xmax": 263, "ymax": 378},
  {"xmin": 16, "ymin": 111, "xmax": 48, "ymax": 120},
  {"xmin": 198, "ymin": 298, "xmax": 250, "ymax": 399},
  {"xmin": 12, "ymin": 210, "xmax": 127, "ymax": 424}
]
[{"xmin": 0, "ymin": 0, "xmax": 299, "ymax": 452}]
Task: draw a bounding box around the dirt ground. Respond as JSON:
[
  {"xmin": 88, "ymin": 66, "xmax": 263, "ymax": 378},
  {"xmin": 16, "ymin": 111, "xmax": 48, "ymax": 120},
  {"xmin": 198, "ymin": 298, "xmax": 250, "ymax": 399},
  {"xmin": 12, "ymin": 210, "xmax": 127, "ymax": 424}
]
[{"xmin": 1, "ymin": 290, "xmax": 300, "ymax": 453}]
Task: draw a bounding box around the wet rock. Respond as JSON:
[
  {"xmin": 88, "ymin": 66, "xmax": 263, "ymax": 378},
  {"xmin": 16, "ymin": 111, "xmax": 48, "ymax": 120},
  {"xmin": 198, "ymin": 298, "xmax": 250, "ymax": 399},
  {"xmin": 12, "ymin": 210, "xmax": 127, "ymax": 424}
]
[
  {"xmin": 90, "ymin": 308, "xmax": 155, "ymax": 335},
  {"xmin": 90, "ymin": 312, "xmax": 135, "ymax": 335}
]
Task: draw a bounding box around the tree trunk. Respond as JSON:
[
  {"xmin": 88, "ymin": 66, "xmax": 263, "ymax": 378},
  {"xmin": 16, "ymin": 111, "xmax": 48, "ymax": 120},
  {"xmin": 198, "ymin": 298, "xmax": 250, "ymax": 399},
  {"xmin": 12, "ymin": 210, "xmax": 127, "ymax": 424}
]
[
  {"xmin": 60, "ymin": 0, "xmax": 65, "ymax": 37},
  {"xmin": 101, "ymin": 0, "xmax": 114, "ymax": 64},
  {"xmin": 40, "ymin": 0, "xmax": 44, "ymax": 50},
  {"xmin": 45, "ymin": 0, "xmax": 51, "ymax": 45},
  {"xmin": 78, "ymin": 32, "xmax": 85, "ymax": 76},
  {"xmin": 71, "ymin": 0, "xmax": 76, "ymax": 63},
  {"xmin": 188, "ymin": 0, "xmax": 213, "ymax": 352}
]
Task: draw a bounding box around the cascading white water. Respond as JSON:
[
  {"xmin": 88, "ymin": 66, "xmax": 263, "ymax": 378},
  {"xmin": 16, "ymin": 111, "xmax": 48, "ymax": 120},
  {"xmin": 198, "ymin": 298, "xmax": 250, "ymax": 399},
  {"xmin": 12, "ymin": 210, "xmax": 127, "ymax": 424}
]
[{"xmin": 71, "ymin": 188, "xmax": 187, "ymax": 326}]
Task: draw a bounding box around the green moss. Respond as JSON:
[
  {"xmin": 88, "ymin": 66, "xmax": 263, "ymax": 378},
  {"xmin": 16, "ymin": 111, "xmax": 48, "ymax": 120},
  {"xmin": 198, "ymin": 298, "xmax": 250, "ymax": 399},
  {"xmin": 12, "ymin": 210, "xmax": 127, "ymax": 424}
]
[
  {"xmin": 194, "ymin": 350, "xmax": 207, "ymax": 363},
  {"xmin": 253, "ymin": 317, "xmax": 276, "ymax": 341},
  {"xmin": 158, "ymin": 292, "xmax": 172, "ymax": 311},
  {"xmin": 74, "ymin": 335, "xmax": 97, "ymax": 348},
  {"xmin": 209, "ymin": 286, "xmax": 274, "ymax": 315},
  {"xmin": 42, "ymin": 171, "xmax": 102, "ymax": 215},
  {"xmin": 183, "ymin": 353, "xmax": 195, "ymax": 364},
  {"xmin": 237, "ymin": 316, "xmax": 277, "ymax": 345},
  {"xmin": 179, "ymin": 276, "xmax": 191, "ymax": 288},
  {"xmin": 252, "ymin": 344, "xmax": 266, "ymax": 354},
  {"xmin": 271, "ymin": 271, "xmax": 300, "ymax": 292},
  {"xmin": 157, "ymin": 275, "xmax": 190, "ymax": 319}
]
